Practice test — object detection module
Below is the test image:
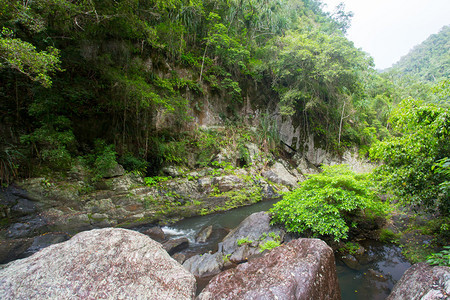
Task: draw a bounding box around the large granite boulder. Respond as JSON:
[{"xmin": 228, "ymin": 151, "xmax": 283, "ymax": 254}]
[
  {"xmin": 387, "ymin": 262, "xmax": 450, "ymax": 300},
  {"xmin": 198, "ymin": 238, "xmax": 341, "ymax": 300},
  {"xmin": 0, "ymin": 228, "xmax": 196, "ymax": 299}
]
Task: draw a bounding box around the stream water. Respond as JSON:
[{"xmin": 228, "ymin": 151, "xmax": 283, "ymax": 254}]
[{"xmin": 138, "ymin": 199, "xmax": 411, "ymax": 299}]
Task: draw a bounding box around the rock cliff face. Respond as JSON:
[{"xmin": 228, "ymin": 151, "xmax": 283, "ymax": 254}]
[
  {"xmin": 0, "ymin": 228, "xmax": 196, "ymax": 299},
  {"xmin": 387, "ymin": 262, "xmax": 450, "ymax": 300},
  {"xmin": 198, "ymin": 238, "xmax": 341, "ymax": 300}
]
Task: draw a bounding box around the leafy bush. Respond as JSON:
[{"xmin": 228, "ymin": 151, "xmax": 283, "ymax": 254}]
[
  {"xmin": 0, "ymin": 144, "xmax": 22, "ymax": 186},
  {"xmin": 236, "ymin": 237, "xmax": 253, "ymax": 246},
  {"xmin": 93, "ymin": 141, "xmax": 117, "ymax": 178},
  {"xmin": 20, "ymin": 120, "xmax": 76, "ymax": 172},
  {"xmin": 379, "ymin": 228, "xmax": 400, "ymax": 243},
  {"xmin": 339, "ymin": 242, "xmax": 361, "ymax": 255},
  {"xmin": 81, "ymin": 140, "xmax": 118, "ymax": 181},
  {"xmin": 118, "ymin": 152, "xmax": 148, "ymax": 175},
  {"xmin": 370, "ymin": 98, "xmax": 450, "ymax": 215},
  {"xmin": 426, "ymin": 246, "xmax": 450, "ymax": 267},
  {"xmin": 270, "ymin": 165, "xmax": 387, "ymax": 241},
  {"xmin": 144, "ymin": 176, "xmax": 172, "ymax": 187},
  {"xmin": 259, "ymin": 240, "xmax": 281, "ymax": 252}
]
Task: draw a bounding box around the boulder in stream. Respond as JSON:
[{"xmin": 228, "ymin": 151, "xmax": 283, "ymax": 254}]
[
  {"xmin": 183, "ymin": 252, "xmax": 225, "ymax": 277},
  {"xmin": 143, "ymin": 226, "xmax": 166, "ymax": 242},
  {"xmin": 195, "ymin": 225, "xmax": 213, "ymax": 243},
  {"xmin": 198, "ymin": 238, "xmax": 341, "ymax": 300},
  {"xmin": 219, "ymin": 211, "xmax": 285, "ymax": 263},
  {"xmin": 163, "ymin": 237, "xmax": 190, "ymax": 255},
  {"xmin": 0, "ymin": 228, "xmax": 196, "ymax": 299},
  {"xmin": 387, "ymin": 262, "xmax": 450, "ymax": 300},
  {"xmin": 184, "ymin": 211, "xmax": 285, "ymax": 278}
]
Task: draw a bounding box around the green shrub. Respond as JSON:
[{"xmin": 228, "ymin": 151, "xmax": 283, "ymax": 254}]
[
  {"xmin": 259, "ymin": 240, "xmax": 281, "ymax": 252},
  {"xmin": 118, "ymin": 152, "xmax": 148, "ymax": 174},
  {"xmin": 237, "ymin": 237, "xmax": 253, "ymax": 246},
  {"xmin": 144, "ymin": 176, "xmax": 171, "ymax": 187},
  {"xmin": 339, "ymin": 242, "xmax": 361, "ymax": 255},
  {"xmin": 379, "ymin": 228, "xmax": 400, "ymax": 243},
  {"xmin": 427, "ymin": 246, "xmax": 450, "ymax": 267},
  {"xmin": 270, "ymin": 165, "xmax": 387, "ymax": 241},
  {"xmin": 92, "ymin": 140, "xmax": 117, "ymax": 180},
  {"xmin": 81, "ymin": 139, "xmax": 118, "ymax": 181}
]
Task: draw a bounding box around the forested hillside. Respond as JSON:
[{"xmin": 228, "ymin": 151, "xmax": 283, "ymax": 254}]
[
  {"xmin": 1, "ymin": 0, "xmax": 376, "ymax": 182},
  {"xmin": 390, "ymin": 25, "xmax": 450, "ymax": 82},
  {"xmin": 0, "ymin": 0, "xmax": 449, "ymax": 267}
]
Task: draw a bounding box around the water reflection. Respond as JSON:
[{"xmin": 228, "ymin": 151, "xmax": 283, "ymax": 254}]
[{"xmin": 337, "ymin": 241, "xmax": 411, "ymax": 300}]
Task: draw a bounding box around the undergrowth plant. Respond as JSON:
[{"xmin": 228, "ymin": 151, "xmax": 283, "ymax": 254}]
[
  {"xmin": 259, "ymin": 240, "xmax": 281, "ymax": 252},
  {"xmin": 426, "ymin": 246, "xmax": 450, "ymax": 267},
  {"xmin": 270, "ymin": 165, "xmax": 388, "ymax": 241}
]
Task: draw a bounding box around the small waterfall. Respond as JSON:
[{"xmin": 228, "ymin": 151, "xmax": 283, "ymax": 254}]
[{"xmin": 162, "ymin": 226, "xmax": 197, "ymax": 244}]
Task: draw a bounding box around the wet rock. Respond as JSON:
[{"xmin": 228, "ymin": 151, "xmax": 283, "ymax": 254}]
[
  {"xmin": 6, "ymin": 216, "xmax": 48, "ymax": 239},
  {"xmin": 10, "ymin": 198, "xmax": 37, "ymax": 216},
  {"xmin": 198, "ymin": 238, "xmax": 341, "ymax": 300},
  {"xmin": 340, "ymin": 254, "xmax": 361, "ymax": 270},
  {"xmin": 196, "ymin": 225, "xmax": 213, "ymax": 243},
  {"xmin": 183, "ymin": 252, "xmax": 225, "ymax": 278},
  {"xmin": 22, "ymin": 232, "xmax": 71, "ymax": 257},
  {"xmin": 102, "ymin": 164, "xmax": 125, "ymax": 178},
  {"xmin": 163, "ymin": 237, "xmax": 190, "ymax": 255},
  {"xmin": 173, "ymin": 253, "xmax": 186, "ymax": 264},
  {"xmin": 185, "ymin": 212, "xmax": 285, "ymax": 278},
  {"xmin": 354, "ymin": 244, "xmax": 365, "ymax": 257},
  {"xmin": 0, "ymin": 238, "xmax": 33, "ymax": 264},
  {"xmin": 366, "ymin": 269, "xmax": 388, "ymax": 282},
  {"xmin": 0, "ymin": 228, "xmax": 196, "ymax": 299},
  {"xmin": 218, "ymin": 211, "xmax": 285, "ymax": 263},
  {"xmin": 387, "ymin": 262, "xmax": 450, "ymax": 300},
  {"xmin": 143, "ymin": 227, "xmax": 166, "ymax": 242}
]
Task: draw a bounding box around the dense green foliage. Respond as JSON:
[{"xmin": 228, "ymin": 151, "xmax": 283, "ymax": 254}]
[
  {"xmin": 0, "ymin": 0, "xmax": 448, "ymax": 263},
  {"xmin": 270, "ymin": 165, "xmax": 387, "ymax": 241},
  {"xmin": 389, "ymin": 26, "xmax": 450, "ymax": 82},
  {"xmin": 427, "ymin": 246, "xmax": 450, "ymax": 267},
  {"xmin": 370, "ymin": 95, "xmax": 450, "ymax": 216},
  {"xmin": 0, "ymin": 0, "xmax": 375, "ymax": 182}
]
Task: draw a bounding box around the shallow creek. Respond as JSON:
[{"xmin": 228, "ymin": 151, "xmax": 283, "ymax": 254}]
[{"xmin": 136, "ymin": 199, "xmax": 411, "ymax": 299}]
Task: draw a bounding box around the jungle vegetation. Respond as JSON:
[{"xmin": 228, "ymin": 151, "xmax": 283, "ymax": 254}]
[{"xmin": 0, "ymin": 1, "xmax": 449, "ymax": 256}]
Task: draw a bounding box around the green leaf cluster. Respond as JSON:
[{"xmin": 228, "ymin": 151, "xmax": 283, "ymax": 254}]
[
  {"xmin": 0, "ymin": 27, "xmax": 62, "ymax": 87},
  {"xmin": 426, "ymin": 246, "xmax": 450, "ymax": 267},
  {"xmin": 270, "ymin": 165, "xmax": 387, "ymax": 241},
  {"xmin": 370, "ymin": 97, "xmax": 450, "ymax": 215}
]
